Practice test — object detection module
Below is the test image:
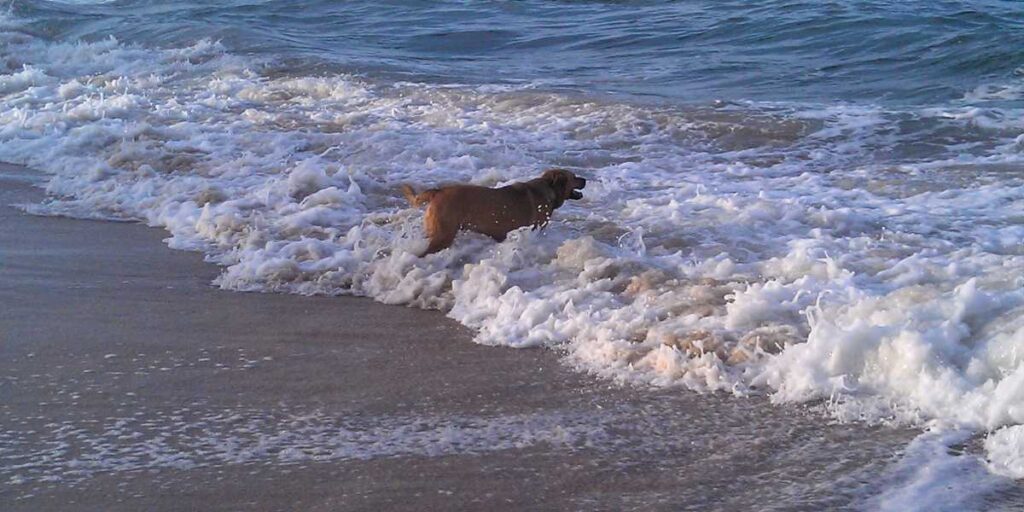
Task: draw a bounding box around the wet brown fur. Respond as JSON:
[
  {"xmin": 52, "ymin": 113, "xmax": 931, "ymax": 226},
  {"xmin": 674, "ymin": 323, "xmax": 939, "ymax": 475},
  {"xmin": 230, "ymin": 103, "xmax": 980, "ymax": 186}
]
[{"xmin": 402, "ymin": 169, "xmax": 586, "ymax": 256}]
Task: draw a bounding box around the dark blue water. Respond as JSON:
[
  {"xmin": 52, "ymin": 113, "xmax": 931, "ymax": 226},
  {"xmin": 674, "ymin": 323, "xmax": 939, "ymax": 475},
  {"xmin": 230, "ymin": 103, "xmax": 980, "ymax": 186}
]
[{"xmin": 10, "ymin": 0, "xmax": 1024, "ymax": 106}]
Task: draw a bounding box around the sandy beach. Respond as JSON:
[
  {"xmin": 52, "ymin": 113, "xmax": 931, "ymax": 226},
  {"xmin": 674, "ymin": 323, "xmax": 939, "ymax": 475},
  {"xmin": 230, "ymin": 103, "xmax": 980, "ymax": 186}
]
[{"xmin": 0, "ymin": 162, "xmax": 941, "ymax": 510}]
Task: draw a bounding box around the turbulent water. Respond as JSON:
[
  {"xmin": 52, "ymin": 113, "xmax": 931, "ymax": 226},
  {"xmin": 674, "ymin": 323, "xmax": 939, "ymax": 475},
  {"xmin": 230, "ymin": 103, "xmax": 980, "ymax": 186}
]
[{"xmin": 2, "ymin": 0, "xmax": 1024, "ymax": 507}]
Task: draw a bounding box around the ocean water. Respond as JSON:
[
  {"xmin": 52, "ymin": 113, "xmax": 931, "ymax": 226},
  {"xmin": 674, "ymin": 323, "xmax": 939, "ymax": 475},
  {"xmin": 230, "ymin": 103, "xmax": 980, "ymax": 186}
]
[{"xmin": 2, "ymin": 0, "xmax": 1024, "ymax": 507}]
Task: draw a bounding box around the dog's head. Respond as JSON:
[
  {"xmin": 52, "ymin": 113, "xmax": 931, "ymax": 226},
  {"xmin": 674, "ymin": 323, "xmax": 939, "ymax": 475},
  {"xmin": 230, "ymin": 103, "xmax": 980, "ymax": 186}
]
[{"xmin": 542, "ymin": 169, "xmax": 587, "ymax": 206}]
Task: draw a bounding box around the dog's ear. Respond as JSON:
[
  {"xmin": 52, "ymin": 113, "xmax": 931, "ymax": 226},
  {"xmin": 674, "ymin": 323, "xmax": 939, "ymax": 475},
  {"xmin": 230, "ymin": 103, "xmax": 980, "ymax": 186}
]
[{"xmin": 543, "ymin": 169, "xmax": 568, "ymax": 189}]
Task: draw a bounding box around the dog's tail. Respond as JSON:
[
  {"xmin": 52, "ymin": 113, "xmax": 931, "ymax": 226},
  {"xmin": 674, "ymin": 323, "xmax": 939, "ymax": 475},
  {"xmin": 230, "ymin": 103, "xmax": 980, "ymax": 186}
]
[{"xmin": 401, "ymin": 184, "xmax": 438, "ymax": 208}]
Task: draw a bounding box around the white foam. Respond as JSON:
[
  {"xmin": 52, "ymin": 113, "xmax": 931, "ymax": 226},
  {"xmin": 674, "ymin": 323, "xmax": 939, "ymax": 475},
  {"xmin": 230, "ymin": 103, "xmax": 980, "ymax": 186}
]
[
  {"xmin": 3, "ymin": 24, "xmax": 1024, "ymax": 493},
  {"xmin": 987, "ymin": 425, "xmax": 1024, "ymax": 478},
  {"xmin": 0, "ymin": 408, "xmax": 613, "ymax": 487},
  {"xmin": 965, "ymin": 80, "xmax": 1024, "ymax": 103},
  {"xmin": 866, "ymin": 429, "xmax": 1015, "ymax": 512}
]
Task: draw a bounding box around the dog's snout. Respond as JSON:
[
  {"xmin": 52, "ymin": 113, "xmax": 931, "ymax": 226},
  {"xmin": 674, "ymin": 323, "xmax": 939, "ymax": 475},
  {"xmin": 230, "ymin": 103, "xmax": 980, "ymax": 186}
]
[{"xmin": 576, "ymin": 177, "xmax": 587, "ymax": 189}]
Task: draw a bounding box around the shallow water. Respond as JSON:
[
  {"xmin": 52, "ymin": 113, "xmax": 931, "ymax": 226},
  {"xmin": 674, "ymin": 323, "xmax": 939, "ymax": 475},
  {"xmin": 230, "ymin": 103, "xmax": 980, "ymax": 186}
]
[{"xmin": 2, "ymin": 0, "xmax": 1024, "ymax": 508}]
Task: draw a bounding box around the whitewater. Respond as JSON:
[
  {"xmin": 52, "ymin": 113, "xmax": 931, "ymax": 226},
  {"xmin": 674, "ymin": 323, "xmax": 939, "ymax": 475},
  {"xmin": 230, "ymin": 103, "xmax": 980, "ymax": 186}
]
[{"xmin": 2, "ymin": 3, "xmax": 1024, "ymax": 504}]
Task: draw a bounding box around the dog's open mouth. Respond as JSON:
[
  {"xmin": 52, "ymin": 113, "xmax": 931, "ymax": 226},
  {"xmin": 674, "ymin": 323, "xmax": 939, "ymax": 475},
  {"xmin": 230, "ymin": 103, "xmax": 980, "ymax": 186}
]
[{"xmin": 570, "ymin": 190, "xmax": 584, "ymax": 200}]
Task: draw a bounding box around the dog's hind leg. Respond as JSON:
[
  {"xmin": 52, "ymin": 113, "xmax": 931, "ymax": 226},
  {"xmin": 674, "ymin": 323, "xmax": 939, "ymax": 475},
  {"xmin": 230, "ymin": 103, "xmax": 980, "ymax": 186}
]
[
  {"xmin": 422, "ymin": 232, "xmax": 456, "ymax": 256},
  {"xmin": 418, "ymin": 203, "xmax": 457, "ymax": 256}
]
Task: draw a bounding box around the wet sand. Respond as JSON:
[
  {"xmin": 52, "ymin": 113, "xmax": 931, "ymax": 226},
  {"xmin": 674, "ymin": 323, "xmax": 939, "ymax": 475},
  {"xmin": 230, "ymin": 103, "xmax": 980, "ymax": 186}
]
[{"xmin": 0, "ymin": 162, "xmax": 924, "ymax": 511}]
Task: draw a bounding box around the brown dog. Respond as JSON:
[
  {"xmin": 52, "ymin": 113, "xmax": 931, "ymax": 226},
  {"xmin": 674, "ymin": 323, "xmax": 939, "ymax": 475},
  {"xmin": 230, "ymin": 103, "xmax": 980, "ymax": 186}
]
[{"xmin": 402, "ymin": 169, "xmax": 587, "ymax": 255}]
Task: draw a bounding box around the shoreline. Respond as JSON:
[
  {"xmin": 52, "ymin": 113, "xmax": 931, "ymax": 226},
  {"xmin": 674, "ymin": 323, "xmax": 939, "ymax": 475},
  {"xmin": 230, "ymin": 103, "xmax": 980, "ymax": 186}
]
[{"xmin": 0, "ymin": 161, "xmax": 964, "ymax": 511}]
